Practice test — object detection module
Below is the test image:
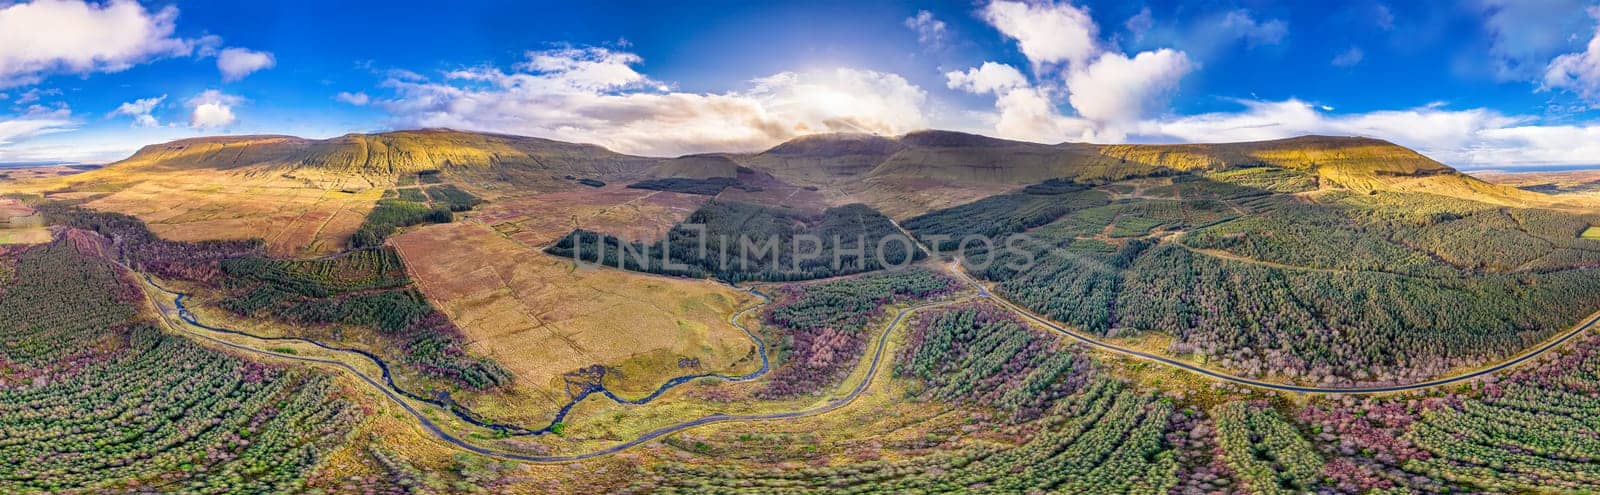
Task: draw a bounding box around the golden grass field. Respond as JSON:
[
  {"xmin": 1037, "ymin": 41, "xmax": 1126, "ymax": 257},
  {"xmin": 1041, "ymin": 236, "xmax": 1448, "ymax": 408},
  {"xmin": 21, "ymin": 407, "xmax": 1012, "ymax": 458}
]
[
  {"xmin": 45, "ymin": 170, "xmax": 380, "ymax": 256},
  {"xmin": 0, "ymin": 164, "xmax": 101, "ymax": 182},
  {"xmin": 390, "ymin": 220, "xmax": 760, "ymax": 417},
  {"xmin": 476, "ymin": 184, "xmax": 706, "ymax": 247}
]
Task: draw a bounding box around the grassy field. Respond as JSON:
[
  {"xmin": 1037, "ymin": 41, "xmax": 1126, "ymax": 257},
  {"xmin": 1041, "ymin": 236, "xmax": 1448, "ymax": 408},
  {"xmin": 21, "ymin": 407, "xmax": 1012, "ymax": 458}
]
[
  {"xmin": 29, "ymin": 169, "xmax": 382, "ymax": 256},
  {"xmin": 477, "ymin": 184, "xmax": 706, "ymax": 247},
  {"xmin": 0, "ymin": 227, "xmax": 50, "ymax": 245},
  {"xmin": 389, "ymin": 221, "xmax": 760, "ymax": 418},
  {"xmin": 0, "ymin": 198, "xmax": 48, "ymax": 245}
]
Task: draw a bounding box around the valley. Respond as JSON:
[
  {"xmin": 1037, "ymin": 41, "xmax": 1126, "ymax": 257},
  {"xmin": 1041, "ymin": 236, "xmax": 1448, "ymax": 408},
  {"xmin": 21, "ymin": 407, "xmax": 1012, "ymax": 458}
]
[{"xmin": 8, "ymin": 129, "xmax": 1600, "ymax": 493}]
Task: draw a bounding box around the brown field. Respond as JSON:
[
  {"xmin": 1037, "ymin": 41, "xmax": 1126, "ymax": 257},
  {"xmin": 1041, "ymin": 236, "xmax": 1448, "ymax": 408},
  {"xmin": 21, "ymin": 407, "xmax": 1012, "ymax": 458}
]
[
  {"xmin": 1473, "ymin": 169, "xmax": 1600, "ymax": 195},
  {"xmin": 0, "ymin": 198, "xmax": 48, "ymax": 245},
  {"xmin": 0, "ymin": 164, "xmax": 101, "ymax": 183},
  {"xmin": 836, "ymin": 176, "xmax": 1013, "ymax": 219},
  {"xmin": 0, "ymin": 197, "xmax": 35, "ymax": 220},
  {"xmin": 476, "ymin": 184, "xmax": 705, "ymax": 247},
  {"xmin": 389, "ymin": 221, "xmax": 759, "ymax": 416},
  {"xmin": 0, "ymin": 227, "xmax": 50, "ymax": 245},
  {"xmin": 58, "ymin": 170, "xmax": 379, "ymax": 256}
]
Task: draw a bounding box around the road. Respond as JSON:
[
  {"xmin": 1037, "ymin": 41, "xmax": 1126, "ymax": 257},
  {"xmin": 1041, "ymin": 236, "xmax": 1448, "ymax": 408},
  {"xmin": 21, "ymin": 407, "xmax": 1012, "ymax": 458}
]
[
  {"xmin": 133, "ymin": 240, "xmax": 1600, "ymax": 463},
  {"xmin": 945, "ymin": 260, "xmax": 1600, "ymax": 394},
  {"xmin": 135, "ymin": 269, "xmax": 967, "ymax": 463},
  {"xmin": 884, "ymin": 218, "xmax": 1600, "ymax": 394}
]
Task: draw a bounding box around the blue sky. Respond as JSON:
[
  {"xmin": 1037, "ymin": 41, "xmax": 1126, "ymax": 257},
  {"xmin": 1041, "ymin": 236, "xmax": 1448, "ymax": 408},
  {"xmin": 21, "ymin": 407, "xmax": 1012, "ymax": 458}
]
[{"xmin": 2, "ymin": 0, "xmax": 1599, "ymax": 169}]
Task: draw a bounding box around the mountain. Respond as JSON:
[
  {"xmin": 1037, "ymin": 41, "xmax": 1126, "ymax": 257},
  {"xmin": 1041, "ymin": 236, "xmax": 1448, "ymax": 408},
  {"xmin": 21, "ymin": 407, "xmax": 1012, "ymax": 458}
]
[
  {"xmin": 644, "ymin": 154, "xmax": 740, "ymax": 179},
  {"xmin": 732, "ymin": 131, "xmax": 1552, "ymax": 210},
  {"xmin": 31, "ymin": 128, "xmax": 1561, "ymax": 213},
  {"xmin": 56, "ymin": 129, "xmax": 659, "ymax": 190}
]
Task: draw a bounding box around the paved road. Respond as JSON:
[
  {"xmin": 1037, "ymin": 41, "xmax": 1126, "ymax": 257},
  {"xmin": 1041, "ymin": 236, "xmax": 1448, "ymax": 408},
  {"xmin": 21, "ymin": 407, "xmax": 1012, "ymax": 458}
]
[{"xmin": 136, "ymin": 269, "xmax": 965, "ymax": 463}]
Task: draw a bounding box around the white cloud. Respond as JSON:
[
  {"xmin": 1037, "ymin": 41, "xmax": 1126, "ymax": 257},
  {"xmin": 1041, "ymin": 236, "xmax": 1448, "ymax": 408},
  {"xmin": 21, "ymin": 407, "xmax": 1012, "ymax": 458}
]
[
  {"xmin": 0, "ymin": 0, "xmax": 198, "ymax": 88},
  {"xmin": 511, "ymin": 46, "xmax": 654, "ymax": 92},
  {"xmin": 376, "ymin": 48, "xmax": 928, "ymax": 156},
  {"xmin": 1332, "ymin": 46, "xmax": 1365, "ymax": 67},
  {"xmin": 992, "ymin": 86, "xmax": 1093, "ymax": 143},
  {"xmin": 186, "ymin": 90, "xmax": 240, "ymax": 129},
  {"xmin": 335, "ymin": 91, "xmax": 370, "ymax": 106},
  {"xmin": 216, "ymin": 47, "xmax": 275, "ymax": 82},
  {"xmin": 13, "ymin": 87, "xmax": 59, "ymax": 105},
  {"xmin": 904, "ymin": 10, "xmax": 948, "ymax": 49},
  {"xmin": 1478, "ymin": 0, "xmax": 1595, "ymax": 81},
  {"xmin": 945, "ymin": 62, "xmax": 1029, "ymax": 95},
  {"xmin": 108, "ymin": 94, "xmax": 165, "ymax": 127},
  {"xmin": 1065, "ymin": 49, "xmax": 1194, "ymax": 138},
  {"xmin": 981, "ymin": 0, "xmax": 1099, "ymax": 68},
  {"xmin": 1543, "ymin": 7, "xmax": 1600, "ymax": 105},
  {"xmin": 956, "ymin": 0, "xmax": 1195, "ymax": 142},
  {"xmin": 387, "ymin": 68, "xmax": 426, "ymax": 82},
  {"xmin": 0, "ymin": 106, "xmax": 84, "ymax": 162},
  {"xmin": 1218, "ymin": 9, "xmax": 1288, "ymax": 47},
  {"xmin": 0, "ymin": 106, "xmax": 74, "ymax": 147}
]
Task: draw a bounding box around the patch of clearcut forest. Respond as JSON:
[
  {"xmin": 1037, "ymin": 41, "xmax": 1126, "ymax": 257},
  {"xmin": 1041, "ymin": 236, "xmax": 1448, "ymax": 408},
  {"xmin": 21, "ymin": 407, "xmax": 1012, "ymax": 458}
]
[{"xmin": 906, "ymin": 170, "xmax": 1600, "ymax": 385}]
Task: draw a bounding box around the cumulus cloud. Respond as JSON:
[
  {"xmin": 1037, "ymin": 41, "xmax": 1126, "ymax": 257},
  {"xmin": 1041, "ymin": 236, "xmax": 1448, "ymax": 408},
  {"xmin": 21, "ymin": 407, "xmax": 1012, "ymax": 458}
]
[
  {"xmin": 108, "ymin": 94, "xmax": 165, "ymax": 127},
  {"xmin": 1543, "ymin": 7, "xmax": 1600, "ymax": 105},
  {"xmin": 1065, "ymin": 49, "xmax": 1194, "ymax": 138},
  {"xmin": 186, "ymin": 90, "xmax": 240, "ymax": 129},
  {"xmin": 0, "ymin": 0, "xmax": 199, "ymax": 88},
  {"xmin": 216, "ymin": 47, "xmax": 275, "ymax": 82},
  {"xmin": 375, "ymin": 47, "xmax": 927, "ymax": 156},
  {"xmin": 981, "ymin": 0, "xmax": 1099, "ymax": 68},
  {"xmin": 335, "ymin": 91, "xmax": 370, "ymax": 106},
  {"xmin": 990, "ymin": 86, "xmax": 1094, "ymax": 143},
  {"xmin": 953, "ymin": 1, "xmax": 1194, "ymax": 142},
  {"xmin": 1332, "ymin": 46, "xmax": 1365, "ymax": 67},
  {"xmin": 1479, "ymin": 0, "xmax": 1595, "ymax": 81},
  {"xmin": 946, "ymin": 62, "xmax": 1029, "ymax": 95},
  {"xmin": 904, "ymin": 10, "xmax": 948, "ymax": 49}
]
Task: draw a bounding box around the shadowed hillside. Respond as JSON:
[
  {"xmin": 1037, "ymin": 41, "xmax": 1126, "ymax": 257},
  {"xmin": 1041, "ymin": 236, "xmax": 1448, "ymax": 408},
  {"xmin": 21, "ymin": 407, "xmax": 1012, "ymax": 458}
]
[{"xmin": 731, "ymin": 131, "xmax": 1558, "ymax": 213}]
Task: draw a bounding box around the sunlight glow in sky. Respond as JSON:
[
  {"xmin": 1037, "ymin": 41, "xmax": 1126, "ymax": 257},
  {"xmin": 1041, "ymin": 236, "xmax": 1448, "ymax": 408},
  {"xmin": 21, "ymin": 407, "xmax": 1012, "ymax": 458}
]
[{"xmin": 2, "ymin": 0, "xmax": 1600, "ymax": 169}]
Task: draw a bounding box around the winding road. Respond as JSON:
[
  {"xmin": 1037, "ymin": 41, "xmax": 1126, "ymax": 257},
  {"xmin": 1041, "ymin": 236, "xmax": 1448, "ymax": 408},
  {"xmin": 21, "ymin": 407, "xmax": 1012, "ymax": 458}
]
[
  {"xmin": 133, "ymin": 253, "xmax": 1600, "ymax": 463},
  {"xmin": 947, "ymin": 261, "xmax": 1600, "ymax": 394},
  {"xmin": 136, "ymin": 269, "xmax": 967, "ymax": 463}
]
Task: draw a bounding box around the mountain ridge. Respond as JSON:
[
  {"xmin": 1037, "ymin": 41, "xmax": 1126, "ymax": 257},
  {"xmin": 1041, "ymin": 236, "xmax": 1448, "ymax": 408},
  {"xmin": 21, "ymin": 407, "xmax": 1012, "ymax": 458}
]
[{"xmin": 51, "ymin": 128, "xmax": 1555, "ymax": 208}]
